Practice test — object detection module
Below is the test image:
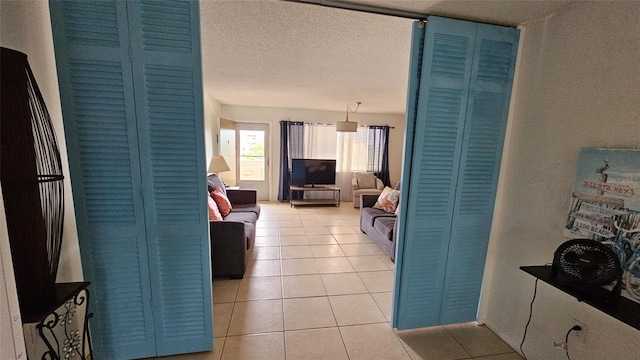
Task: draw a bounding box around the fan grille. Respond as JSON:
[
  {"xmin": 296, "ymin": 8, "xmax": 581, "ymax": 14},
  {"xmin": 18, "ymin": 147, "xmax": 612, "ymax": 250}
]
[{"xmin": 554, "ymin": 239, "xmax": 622, "ymax": 286}]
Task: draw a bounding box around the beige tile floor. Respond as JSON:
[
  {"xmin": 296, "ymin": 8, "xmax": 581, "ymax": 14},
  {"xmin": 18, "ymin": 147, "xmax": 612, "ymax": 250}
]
[{"xmin": 155, "ymin": 201, "xmax": 522, "ymax": 360}]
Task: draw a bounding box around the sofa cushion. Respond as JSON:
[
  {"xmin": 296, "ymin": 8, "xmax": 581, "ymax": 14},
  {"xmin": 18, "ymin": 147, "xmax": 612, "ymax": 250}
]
[
  {"xmin": 231, "ymin": 204, "xmax": 261, "ymax": 217},
  {"xmin": 361, "ymin": 207, "xmax": 395, "ymax": 227},
  {"xmin": 226, "ymin": 189, "xmax": 258, "ymax": 205},
  {"xmin": 373, "ymin": 216, "xmax": 396, "ymax": 240},
  {"xmin": 222, "ymin": 212, "xmax": 257, "ymax": 250},
  {"xmin": 357, "ymin": 173, "xmax": 377, "ymax": 189},
  {"xmin": 207, "ymin": 174, "xmax": 227, "ymax": 196},
  {"xmin": 224, "ymin": 211, "xmax": 258, "ymax": 224}
]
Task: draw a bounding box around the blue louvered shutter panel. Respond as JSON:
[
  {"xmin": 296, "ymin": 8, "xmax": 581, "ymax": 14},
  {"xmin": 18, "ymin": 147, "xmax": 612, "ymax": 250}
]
[
  {"xmin": 394, "ymin": 16, "xmax": 518, "ymax": 330},
  {"xmin": 126, "ymin": 0, "xmax": 213, "ymax": 355},
  {"xmin": 395, "ymin": 17, "xmax": 477, "ymax": 330},
  {"xmin": 440, "ymin": 23, "xmax": 519, "ymax": 324},
  {"xmin": 393, "ymin": 21, "xmax": 425, "ymax": 325},
  {"xmin": 392, "ymin": 21, "xmax": 424, "ymax": 328},
  {"xmin": 48, "ymin": 1, "xmax": 157, "ymax": 358}
]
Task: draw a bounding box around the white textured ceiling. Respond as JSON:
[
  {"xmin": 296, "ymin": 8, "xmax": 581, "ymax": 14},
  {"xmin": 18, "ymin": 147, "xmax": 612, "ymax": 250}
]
[{"xmin": 200, "ymin": 0, "xmax": 575, "ymax": 114}]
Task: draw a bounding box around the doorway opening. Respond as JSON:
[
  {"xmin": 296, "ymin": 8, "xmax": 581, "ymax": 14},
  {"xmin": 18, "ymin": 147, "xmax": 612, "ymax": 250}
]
[{"xmin": 219, "ymin": 120, "xmax": 270, "ymax": 201}]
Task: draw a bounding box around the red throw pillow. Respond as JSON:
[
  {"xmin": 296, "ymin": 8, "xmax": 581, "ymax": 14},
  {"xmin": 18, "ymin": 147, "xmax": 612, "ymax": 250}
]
[
  {"xmin": 211, "ymin": 187, "xmax": 232, "ymax": 216},
  {"xmin": 208, "ymin": 195, "xmax": 222, "ymax": 220}
]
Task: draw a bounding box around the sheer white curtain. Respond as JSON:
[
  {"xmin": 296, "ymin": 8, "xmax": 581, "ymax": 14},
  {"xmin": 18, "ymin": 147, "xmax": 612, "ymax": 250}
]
[
  {"xmin": 336, "ymin": 127, "xmax": 368, "ymax": 172},
  {"xmin": 304, "ymin": 123, "xmax": 336, "ymax": 159},
  {"xmin": 336, "ymin": 126, "xmax": 368, "ymax": 201},
  {"xmin": 304, "ymin": 123, "xmax": 337, "ymax": 200},
  {"xmin": 302, "ymin": 124, "xmax": 372, "ymax": 202}
]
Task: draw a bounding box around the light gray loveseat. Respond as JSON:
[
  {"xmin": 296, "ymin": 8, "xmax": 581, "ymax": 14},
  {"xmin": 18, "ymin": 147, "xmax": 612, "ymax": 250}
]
[{"xmin": 352, "ymin": 173, "xmax": 384, "ymax": 208}]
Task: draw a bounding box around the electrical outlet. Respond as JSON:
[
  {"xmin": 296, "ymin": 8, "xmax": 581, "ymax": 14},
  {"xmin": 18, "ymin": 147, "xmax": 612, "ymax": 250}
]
[{"xmin": 572, "ymin": 319, "xmax": 586, "ymax": 343}]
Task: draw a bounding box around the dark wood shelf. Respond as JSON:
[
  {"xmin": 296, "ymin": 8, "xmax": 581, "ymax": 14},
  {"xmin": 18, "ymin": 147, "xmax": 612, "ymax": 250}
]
[
  {"xmin": 520, "ymin": 266, "xmax": 640, "ymax": 330},
  {"xmin": 22, "ymin": 281, "xmax": 90, "ymax": 324}
]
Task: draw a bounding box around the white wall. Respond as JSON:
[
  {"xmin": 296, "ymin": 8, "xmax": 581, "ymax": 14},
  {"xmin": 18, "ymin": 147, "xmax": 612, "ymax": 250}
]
[
  {"xmin": 219, "ymin": 120, "xmax": 238, "ymax": 186},
  {"xmin": 0, "ymin": 187, "xmax": 26, "ymax": 360},
  {"xmin": 480, "ymin": 2, "xmax": 640, "ymax": 360},
  {"xmin": 203, "ymin": 93, "xmax": 222, "ymax": 163},
  {"xmin": 220, "ymin": 105, "xmax": 406, "ymax": 201}
]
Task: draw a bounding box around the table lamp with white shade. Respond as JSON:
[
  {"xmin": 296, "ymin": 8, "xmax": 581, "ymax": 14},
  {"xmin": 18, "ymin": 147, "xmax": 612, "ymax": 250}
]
[
  {"xmin": 208, "ymin": 155, "xmax": 230, "ymax": 175},
  {"xmin": 208, "ymin": 155, "xmax": 232, "ymax": 188}
]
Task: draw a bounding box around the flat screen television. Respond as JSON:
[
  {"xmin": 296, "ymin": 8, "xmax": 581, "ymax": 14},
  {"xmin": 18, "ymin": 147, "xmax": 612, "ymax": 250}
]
[{"xmin": 291, "ymin": 159, "xmax": 336, "ymax": 187}]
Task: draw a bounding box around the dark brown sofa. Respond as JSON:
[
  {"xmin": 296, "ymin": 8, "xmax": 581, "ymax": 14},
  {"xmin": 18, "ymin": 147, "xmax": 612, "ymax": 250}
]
[{"xmin": 207, "ymin": 175, "xmax": 260, "ymax": 279}]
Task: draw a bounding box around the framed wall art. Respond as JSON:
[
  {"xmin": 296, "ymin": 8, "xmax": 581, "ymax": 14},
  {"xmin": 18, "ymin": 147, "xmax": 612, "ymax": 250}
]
[{"xmin": 565, "ymin": 148, "xmax": 640, "ymax": 303}]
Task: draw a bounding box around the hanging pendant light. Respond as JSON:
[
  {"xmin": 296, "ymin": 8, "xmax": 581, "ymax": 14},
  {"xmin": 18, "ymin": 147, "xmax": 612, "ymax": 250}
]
[{"xmin": 336, "ymin": 101, "xmax": 361, "ymax": 132}]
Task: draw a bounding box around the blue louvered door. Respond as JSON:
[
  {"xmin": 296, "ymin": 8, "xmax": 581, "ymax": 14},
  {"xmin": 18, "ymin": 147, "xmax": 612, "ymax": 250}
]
[
  {"xmin": 49, "ymin": 1, "xmax": 157, "ymax": 358},
  {"xmin": 49, "ymin": 1, "xmax": 212, "ymax": 358},
  {"xmin": 440, "ymin": 23, "xmax": 519, "ymax": 324},
  {"xmin": 393, "ymin": 17, "xmax": 518, "ymax": 329},
  {"xmin": 394, "ymin": 17, "xmax": 476, "ymax": 329},
  {"xmin": 126, "ymin": 0, "xmax": 212, "ymax": 355}
]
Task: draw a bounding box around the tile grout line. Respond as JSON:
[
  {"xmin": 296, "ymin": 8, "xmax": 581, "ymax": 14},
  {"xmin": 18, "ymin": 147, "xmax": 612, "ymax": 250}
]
[
  {"xmin": 280, "ymin": 205, "xmax": 290, "ymax": 360},
  {"xmin": 443, "ymin": 325, "xmax": 474, "ymax": 359},
  {"xmin": 294, "ymin": 204, "xmax": 350, "ymax": 359},
  {"xmin": 218, "ymin": 277, "xmax": 240, "ymax": 360},
  {"xmin": 222, "ymin": 203, "xmax": 383, "ymax": 359}
]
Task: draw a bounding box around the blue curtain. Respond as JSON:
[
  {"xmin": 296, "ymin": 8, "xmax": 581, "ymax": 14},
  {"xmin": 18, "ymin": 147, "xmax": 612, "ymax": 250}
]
[
  {"xmin": 277, "ymin": 121, "xmax": 304, "ymax": 201},
  {"xmin": 368, "ymin": 125, "xmax": 391, "ymax": 187}
]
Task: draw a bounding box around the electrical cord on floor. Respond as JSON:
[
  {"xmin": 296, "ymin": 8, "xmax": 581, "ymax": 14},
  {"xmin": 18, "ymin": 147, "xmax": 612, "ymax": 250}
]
[
  {"xmin": 519, "ymin": 277, "xmax": 539, "ymax": 360},
  {"xmin": 565, "ymin": 325, "xmax": 582, "ymax": 360}
]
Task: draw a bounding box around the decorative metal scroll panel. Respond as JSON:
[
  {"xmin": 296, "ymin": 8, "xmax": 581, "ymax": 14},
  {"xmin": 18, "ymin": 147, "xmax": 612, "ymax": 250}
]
[{"xmin": 36, "ymin": 288, "xmax": 93, "ymax": 360}]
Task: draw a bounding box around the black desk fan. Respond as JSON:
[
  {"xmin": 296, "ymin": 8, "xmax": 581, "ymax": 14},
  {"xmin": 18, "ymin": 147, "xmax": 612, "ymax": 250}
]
[{"xmin": 551, "ymin": 239, "xmax": 623, "ymax": 304}]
